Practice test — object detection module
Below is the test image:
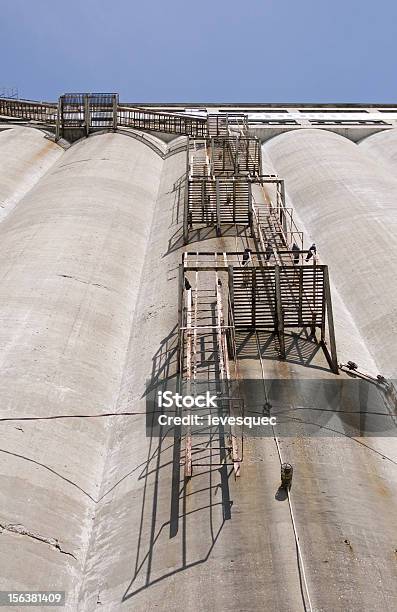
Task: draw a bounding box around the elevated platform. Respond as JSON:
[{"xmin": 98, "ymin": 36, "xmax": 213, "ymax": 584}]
[
  {"xmin": 183, "ymin": 171, "xmax": 291, "ymax": 245},
  {"xmin": 181, "ymin": 252, "xmax": 338, "ymax": 374}
]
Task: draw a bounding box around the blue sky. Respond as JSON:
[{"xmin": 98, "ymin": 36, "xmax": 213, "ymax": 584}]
[{"xmin": 1, "ymin": 0, "xmax": 396, "ymax": 102}]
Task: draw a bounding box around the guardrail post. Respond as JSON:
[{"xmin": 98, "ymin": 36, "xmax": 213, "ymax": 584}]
[
  {"xmin": 275, "ymin": 265, "xmax": 286, "ymax": 359},
  {"xmin": 112, "ymin": 94, "xmax": 118, "ymax": 132},
  {"xmin": 280, "ymin": 179, "xmax": 286, "ymax": 208},
  {"xmin": 227, "ymin": 266, "xmax": 235, "ymax": 359},
  {"xmin": 323, "ymin": 266, "xmax": 338, "ymax": 374},
  {"xmin": 215, "ymin": 178, "xmax": 221, "ymax": 236},
  {"xmin": 55, "ymin": 97, "xmax": 62, "ymax": 141},
  {"xmin": 84, "ymin": 94, "xmax": 90, "ymax": 137},
  {"xmin": 248, "ymin": 181, "xmax": 253, "ymax": 234},
  {"xmin": 251, "ymin": 267, "xmax": 256, "ymax": 328},
  {"xmin": 183, "ymin": 174, "xmax": 189, "ymax": 245},
  {"xmin": 177, "ymin": 264, "xmax": 184, "ymax": 375},
  {"xmin": 297, "ymin": 266, "xmax": 304, "ymax": 326},
  {"xmin": 232, "ymin": 179, "xmax": 236, "ymax": 224}
]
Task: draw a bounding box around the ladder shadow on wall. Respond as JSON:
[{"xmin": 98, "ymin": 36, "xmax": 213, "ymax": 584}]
[
  {"xmin": 122, "ymin": 327, "xmax": 233, "ymax": 603},
  {"xmin": 122, "ymin": 455, "xmax": 233, "ymax": 604},
  {"xmin": 143, "ymin": 324, "xmax": 179, "ymax": 393}
]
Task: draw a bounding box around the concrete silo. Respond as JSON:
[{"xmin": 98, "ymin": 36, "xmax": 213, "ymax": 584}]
[
  {"xmin": 0, "ymin": 99, "xmax": 396, "ymax": 612},
  {"xmin": 263, "ymin": 128, "xmax": 397, "ymax": 378},
  {"xmin": 0, "ymin": 127, "xmax": 62, "ymax": 220},
  {"xmin": 0, "ymin": 131, "xmax": 163, "ymax": 604},
  {"xmin": 359, "ymin": 127, "xmax": 397, "ymax": 171}
]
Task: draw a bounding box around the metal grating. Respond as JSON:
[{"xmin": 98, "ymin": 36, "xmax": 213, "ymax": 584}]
[
  {"xmin": 187, "ymin": 177, "xmax": 252, "ymax": 227},
  {"xmin": 232, "ymin": 265, "xmax": 326, "ymax": 330}
]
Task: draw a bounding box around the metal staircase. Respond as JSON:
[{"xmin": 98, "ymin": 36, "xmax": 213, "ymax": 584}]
[
  {"xmin": 231, "ymin": 266, "xmax": 276, "ymax": 329},
  {"xmin": 178, "ymin": 249, "xmax": 338, "ymax": 478},
  {"xmin": 184, "ymin": 114, "xmax": 262, "ymax": 241}
]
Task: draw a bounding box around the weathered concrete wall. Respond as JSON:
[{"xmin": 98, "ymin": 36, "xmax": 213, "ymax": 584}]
[
  {"xmin": 0, "ymin": 132, "xmax": 163, "ymax": 607},
  {"xmin": 76, "ymin": 137, "xmax": 397, "ymax": 612},
  {"xmin": 359, "ymin": 128, "xmax": 397, "ymax": 172},
  {"xmin": 0, "ymin": 127, "xmax": 63, "ymax": 221},
  {"xmin": 76, "ymin": 140, "xmax": 310, "ymax": 611},
  {"xmin": 0, "ymin": 126, "xmax": 396, "ymax": 612},
  {"xmin": 261, "ymin": 144, "xmax": 378, "ymax": 374},
  {"xmin": 77, "ymin": 143, "xmax": 188, "ymax": 610},
  {"xmin": 263, "ymin": 129, "xmax": 397, "ymax": 378}
]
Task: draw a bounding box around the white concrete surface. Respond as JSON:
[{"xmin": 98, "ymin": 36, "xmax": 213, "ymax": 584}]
[
  {"xmin": 261, "ymin": 145, "xmax": 378, "ymax": 375},
  {"xmin": 76, "ymin": 137, "xmax": 397, "ymax": 612},
  {"xmin": 0, "ymin": 131, "xmax": 163, "ymax": 608},
  {"xmin": 76, "ymin": 144, "xmax": 311, "ymax": 611},
  {"xmin": 263, "ymin": 129, "xmax": 397, "ymax": 378},
  {"xmin": 0, "ymin": 127, "xmax": 63, "ymax": 221},
  {"xmin": 0, "ymin": 126, "xmax": 396, "ymax": 612},
  {"xmin": 359, "ymin": 128, "xmax": 397, "ymax": 172}
]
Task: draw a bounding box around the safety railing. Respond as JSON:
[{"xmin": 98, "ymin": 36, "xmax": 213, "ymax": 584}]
[
  {"xmin": 118, "ymin": 105, "xmax": 207, "ymax": 136},
  {"xmin": 0, "ymin": 98, "xmax": 57, "ymax": 123},
  {"xmin": 182, "ymin": 250, "xmax": 318, "ymax": 269},
  {"xmin": 0, "ymin": 95, "xmax": 208, "ymax": 138}
]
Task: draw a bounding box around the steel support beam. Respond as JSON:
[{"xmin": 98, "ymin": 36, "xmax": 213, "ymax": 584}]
[
  {"xmin": 215, "ymin": 178, "xmax": 221, "ymax": 236},
  {"xmin": 322, "ymin": 266, "xmax": 339, "ymax": 374},
  {"xmin": 183, "ymin": 175, "xmax": 189, "ymax": 244},
  {"xmin": 275, "ymin": 265, "xmax": 286, "ymax": 359}
]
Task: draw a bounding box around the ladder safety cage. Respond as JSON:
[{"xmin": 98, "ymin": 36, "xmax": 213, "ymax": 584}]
[{"xmin": 178, "ymin": 254, "xmax": 244, "ymax": 478}]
